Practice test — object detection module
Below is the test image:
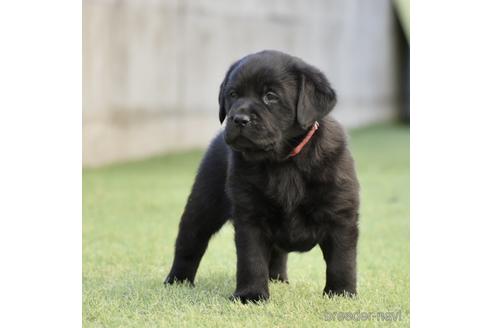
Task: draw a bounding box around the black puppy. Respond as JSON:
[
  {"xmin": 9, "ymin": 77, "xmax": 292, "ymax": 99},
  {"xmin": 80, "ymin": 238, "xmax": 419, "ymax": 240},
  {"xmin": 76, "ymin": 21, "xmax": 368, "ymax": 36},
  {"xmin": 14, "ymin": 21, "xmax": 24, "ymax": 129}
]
[{"xmin": 164, "ymin": 50, "xmax": 359, "ymax": 303}]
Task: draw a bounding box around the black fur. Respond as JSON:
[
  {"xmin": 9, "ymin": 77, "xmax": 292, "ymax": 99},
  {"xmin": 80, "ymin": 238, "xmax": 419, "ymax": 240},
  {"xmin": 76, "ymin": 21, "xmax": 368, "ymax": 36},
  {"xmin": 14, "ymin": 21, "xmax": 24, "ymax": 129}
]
[{"xmin": 164, "ymin": 50, "xmax": 359, "ymax": 303}]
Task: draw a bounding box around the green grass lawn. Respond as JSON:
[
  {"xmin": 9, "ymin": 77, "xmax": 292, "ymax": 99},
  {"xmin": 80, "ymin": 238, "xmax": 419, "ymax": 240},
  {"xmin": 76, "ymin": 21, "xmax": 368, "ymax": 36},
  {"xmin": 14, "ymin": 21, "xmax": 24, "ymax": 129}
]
[{"xmin": 83, "ymin": 124, "xmax": 409, "ymax": 327}]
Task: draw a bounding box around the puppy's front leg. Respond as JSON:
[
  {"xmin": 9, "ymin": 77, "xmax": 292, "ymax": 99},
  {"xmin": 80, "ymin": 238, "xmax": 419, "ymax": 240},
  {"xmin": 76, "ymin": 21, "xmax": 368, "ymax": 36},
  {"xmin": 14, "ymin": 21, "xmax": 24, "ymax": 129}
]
[
  {"xmin": 231, "ymin": 220, "xmax": 271, "ymax": 303},
  {"xmin": 319, "ymin": 223, "xmax": 358, "ymax": 297}
]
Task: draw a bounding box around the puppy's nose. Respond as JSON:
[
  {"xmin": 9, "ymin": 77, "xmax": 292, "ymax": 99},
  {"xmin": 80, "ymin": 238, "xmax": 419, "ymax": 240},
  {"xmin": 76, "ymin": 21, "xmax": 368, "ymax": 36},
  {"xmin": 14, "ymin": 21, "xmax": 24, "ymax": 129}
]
[{"xmin": 232, "ymin": 114, "xmax": 251, "ymax": 127}]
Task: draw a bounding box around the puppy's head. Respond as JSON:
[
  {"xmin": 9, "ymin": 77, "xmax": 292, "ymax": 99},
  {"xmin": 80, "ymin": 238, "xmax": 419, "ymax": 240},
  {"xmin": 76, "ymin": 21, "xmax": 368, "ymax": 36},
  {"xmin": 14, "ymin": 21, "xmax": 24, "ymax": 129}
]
[{"xmin": 219, "ymin": 50, "xmax": 337, "ymax": 161}]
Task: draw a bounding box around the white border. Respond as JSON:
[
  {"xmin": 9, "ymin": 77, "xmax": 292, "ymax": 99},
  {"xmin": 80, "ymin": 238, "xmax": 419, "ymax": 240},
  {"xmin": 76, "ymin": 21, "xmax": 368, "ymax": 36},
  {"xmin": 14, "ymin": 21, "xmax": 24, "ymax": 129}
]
[
  {"xmin": 0, "ymin": 1, "xmax": 81, "ymax": 327},
  {"xmin": 412, "ymin": 0, "xmax": 492, "ymax": 325}
]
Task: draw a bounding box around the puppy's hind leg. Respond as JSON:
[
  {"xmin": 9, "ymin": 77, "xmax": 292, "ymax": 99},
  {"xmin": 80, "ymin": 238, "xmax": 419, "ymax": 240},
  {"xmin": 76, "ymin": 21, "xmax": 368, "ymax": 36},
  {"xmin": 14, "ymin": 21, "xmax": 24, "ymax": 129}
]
[
  {"xmin": 164, "ymin": 199, "xmax": 229, "ymax": 285},
  {"xmin": 269, "ymin": 246, "xmax": 289, "ymax": 283},
  {"xmin": 164, "ymin": 135, "xmax": 231, "ymax": 285}
]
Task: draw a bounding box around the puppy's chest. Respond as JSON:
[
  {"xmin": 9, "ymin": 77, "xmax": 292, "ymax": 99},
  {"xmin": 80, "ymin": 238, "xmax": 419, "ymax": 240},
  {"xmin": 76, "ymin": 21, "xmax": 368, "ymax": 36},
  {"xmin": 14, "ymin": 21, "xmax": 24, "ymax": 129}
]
[{"xmin": 263, "ymin": 164, "xmax": 311, "ymax": 213}]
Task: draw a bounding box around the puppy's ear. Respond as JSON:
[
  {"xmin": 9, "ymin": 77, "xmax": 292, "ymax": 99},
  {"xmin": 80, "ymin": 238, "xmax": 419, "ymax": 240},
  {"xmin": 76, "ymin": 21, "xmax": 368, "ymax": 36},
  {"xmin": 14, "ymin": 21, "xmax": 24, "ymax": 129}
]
[
  {"xmin": 219, "ymin": 60, "xmax": 241, "ymax": 124},
  {"xmin": 218, "ymin": 80, "xmax": 227, "ymax": 124},
  {"xmin": 295, "ymin": 63, "xmax": 337, "ymax": 130}
]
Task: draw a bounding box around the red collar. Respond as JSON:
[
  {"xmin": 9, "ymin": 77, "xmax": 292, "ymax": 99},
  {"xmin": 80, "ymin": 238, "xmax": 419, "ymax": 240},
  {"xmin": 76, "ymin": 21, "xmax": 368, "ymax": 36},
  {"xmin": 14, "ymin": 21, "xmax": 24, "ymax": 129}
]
[{"xmin": 289, "ymin": 121, "xmax": 319, "ymax": 158}]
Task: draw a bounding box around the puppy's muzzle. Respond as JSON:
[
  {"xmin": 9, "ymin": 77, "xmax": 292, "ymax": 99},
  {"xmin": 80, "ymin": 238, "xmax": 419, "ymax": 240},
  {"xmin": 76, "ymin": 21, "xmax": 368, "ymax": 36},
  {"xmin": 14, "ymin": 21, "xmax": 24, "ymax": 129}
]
[{"xmin": 231, "ymin": 113, "xmax": 251, "ymax": 127}]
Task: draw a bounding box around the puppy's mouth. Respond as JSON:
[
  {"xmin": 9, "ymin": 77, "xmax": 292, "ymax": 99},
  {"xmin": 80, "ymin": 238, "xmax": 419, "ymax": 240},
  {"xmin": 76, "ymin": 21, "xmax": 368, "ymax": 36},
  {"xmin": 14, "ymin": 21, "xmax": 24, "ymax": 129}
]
[{"xmin": 225, "ymin": 134, "xmax": 274, "ymax": 153}]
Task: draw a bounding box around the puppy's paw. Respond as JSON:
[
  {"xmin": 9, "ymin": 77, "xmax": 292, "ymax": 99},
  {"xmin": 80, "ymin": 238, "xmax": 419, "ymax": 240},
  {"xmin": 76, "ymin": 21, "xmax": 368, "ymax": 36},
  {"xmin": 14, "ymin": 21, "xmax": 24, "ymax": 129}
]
[
  {"xmin": 269, "ymin": 274, "xmax": 289, "ymax": 284},
  {"xmin": 229, "ymin": 291, "xmax": 269, "ymax": 304},
  {"xmin": 163, "ymin": 274, "xmax": 194, "ymax": 286}
]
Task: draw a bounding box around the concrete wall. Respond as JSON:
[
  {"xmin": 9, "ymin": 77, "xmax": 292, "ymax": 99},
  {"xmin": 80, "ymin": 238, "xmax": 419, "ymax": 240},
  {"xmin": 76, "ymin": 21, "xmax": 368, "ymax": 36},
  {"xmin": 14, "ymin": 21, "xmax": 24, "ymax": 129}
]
[{"xmin": 83, "ymin": 0, "xmax": 401, "ymax": 167}]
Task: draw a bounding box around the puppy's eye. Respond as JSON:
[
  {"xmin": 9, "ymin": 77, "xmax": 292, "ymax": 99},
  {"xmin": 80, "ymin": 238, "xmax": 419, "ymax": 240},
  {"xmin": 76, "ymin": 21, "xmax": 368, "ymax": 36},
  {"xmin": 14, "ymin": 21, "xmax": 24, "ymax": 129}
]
[
  {"xmin": 263, "ymin": 92, "xmax": 279, "ymax": 105},
  {"xmin": 229, "ymin": 90, "xmax": 238, "ymax": 98}
]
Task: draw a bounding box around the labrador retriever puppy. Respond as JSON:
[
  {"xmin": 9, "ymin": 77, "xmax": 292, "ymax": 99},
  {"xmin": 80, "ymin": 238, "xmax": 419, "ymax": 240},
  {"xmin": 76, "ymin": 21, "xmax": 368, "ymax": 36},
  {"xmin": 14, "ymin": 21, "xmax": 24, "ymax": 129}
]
[{"xmin": 164, "ymin": 50, "xmax": 359, "ymax": 303}]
